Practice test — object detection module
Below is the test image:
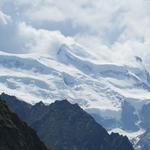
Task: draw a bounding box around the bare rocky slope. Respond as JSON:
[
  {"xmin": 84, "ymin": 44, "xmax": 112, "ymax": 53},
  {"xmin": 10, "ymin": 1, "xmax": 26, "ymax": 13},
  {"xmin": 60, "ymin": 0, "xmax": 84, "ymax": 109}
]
[
  {"xmin": 0, "ymin": 99, "xmax": 49, "ymax": 150},
  {"xmin": 0, "ymin": 93, "xmax": 134, "ymax": 150}
]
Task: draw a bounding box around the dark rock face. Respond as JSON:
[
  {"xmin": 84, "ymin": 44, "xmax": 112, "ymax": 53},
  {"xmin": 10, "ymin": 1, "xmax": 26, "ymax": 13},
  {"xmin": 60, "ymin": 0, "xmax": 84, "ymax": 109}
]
[
  {"xmin": 0, "ymin": 100, "xmax": 48, "ymax": 150},
  {"xmin": 0, "ymin": 93, "xmax": 134, "ymax": 150},
  {"xmin": 110, "ymin": 133, "xmax": 134, "ymax": 150},
  {"xmin": 32, "ymin": 100, "xmax": 112, "ymax": 150},
  {"xmin": 0, "ymin": 93, "xmax": 31, "ymax": 121}
]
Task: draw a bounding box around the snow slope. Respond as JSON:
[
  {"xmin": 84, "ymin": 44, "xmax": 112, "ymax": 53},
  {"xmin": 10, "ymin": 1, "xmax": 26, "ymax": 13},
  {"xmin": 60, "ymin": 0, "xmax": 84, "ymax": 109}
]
[{"xmin": 0, "ymin": 44, "xmax": 150, "ymax": 140}]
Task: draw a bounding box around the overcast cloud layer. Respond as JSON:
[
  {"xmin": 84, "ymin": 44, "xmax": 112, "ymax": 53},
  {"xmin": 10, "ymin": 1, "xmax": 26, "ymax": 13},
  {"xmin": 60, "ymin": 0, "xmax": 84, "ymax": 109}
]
[{"xmin": 0, "ymin": 0, "xmax": 150, "ymax": 65}]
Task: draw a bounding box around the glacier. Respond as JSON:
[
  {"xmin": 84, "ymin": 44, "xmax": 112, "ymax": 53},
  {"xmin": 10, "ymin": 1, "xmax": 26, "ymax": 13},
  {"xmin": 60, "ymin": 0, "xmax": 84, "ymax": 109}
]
[{"xmin": 0, "ymin": 43, "xmax": 150, "ymax": 141}]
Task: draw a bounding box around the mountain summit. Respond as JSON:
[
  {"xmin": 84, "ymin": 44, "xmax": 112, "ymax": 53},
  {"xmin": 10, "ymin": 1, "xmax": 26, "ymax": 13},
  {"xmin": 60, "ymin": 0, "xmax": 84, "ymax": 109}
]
[{"xmin": 0, "ymin": 93, "xmax": 134, "ymax": 150}]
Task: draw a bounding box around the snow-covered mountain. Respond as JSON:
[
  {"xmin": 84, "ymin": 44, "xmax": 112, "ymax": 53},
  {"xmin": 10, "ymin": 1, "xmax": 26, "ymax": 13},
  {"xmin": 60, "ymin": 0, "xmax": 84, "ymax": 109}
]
[{"xmin": 0, "ymin": 43, "xmax": 150, "ymax": 142}]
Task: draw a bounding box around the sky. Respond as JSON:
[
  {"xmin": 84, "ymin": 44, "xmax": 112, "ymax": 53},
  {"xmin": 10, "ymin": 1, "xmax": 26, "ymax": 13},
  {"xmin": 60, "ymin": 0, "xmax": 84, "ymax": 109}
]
[{"xmin": 0, "ymin": 0, "xmax": 150, "ymax": 65}]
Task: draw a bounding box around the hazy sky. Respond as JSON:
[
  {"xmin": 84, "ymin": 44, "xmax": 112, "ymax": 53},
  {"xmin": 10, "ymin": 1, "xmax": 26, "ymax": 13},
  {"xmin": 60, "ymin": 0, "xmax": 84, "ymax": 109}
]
[{"xmin": 0, "ymin": 0, "xmax": 150, "ymax": 65}]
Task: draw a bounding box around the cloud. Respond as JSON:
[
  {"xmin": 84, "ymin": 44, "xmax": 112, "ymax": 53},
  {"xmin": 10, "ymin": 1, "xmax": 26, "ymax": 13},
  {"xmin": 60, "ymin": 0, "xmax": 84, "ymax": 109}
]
[
  {"xmin": 0, "ymin": 0, "xmax": 150, "ymax": 66},
  {"xmin": 0, "ymin": 11, "xmax": 11, "ymax": 25},
  {"xmin": 18, "ymin": 22, "xmax": 74, "ymax": 55},
  {"xmin": 26, "ymin": 5, "xmax": 65, "ymax": 22}
]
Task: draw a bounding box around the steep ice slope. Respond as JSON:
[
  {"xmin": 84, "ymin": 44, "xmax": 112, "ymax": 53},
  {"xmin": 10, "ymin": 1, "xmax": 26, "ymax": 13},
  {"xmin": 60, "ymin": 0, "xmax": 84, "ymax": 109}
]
[{"xmin": 0, "ymin": 44, "xmax": 150, "ymax": 139}]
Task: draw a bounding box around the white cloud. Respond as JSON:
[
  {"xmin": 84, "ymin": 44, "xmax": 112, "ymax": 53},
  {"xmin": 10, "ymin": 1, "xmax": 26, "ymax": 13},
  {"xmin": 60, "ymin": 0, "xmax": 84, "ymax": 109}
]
[
  {"xmin": 26, "ymin": 5, "xmax": 65, "ymax": 22},
  {"xmin": 0, "ymin": 0, "xmax": 150, "ymax": 65},
  {"xmin": 18, "ymin": 22, "xmax": 74, "ymax": 55}
]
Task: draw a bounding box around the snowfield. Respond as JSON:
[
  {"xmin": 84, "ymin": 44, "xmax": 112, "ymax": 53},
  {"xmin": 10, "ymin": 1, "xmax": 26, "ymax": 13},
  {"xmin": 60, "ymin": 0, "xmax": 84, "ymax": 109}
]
[{"xmin": 0, "ymin": 43, "xmax": 150, "ymax": 140}]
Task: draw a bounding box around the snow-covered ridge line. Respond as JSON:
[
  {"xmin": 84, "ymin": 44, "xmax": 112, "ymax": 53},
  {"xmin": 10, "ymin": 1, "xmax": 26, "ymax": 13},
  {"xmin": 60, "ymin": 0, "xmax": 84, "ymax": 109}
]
[
  {"xmin": 0, "ymin": 54, "xmax": 59, "ymax": 75},
  {"xmin": 0, "ymin": 44, "xmax": 150, "ymax": 141}
]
